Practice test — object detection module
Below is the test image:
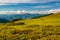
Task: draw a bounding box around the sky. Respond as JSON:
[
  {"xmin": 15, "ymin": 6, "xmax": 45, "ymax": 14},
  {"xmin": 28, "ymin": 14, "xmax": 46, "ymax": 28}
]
[{"xmin": 0, "ymin": 0, "xmax": 60, "ymax": 14}]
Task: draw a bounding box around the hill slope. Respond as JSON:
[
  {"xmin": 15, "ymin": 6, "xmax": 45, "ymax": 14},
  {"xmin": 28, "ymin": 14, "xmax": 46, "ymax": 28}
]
[
  {"xmin": 15, "ymin": 13, "xmax": 60, "ymax": 25},
  {"xmin": 0, "ymin": 13, "xmax": 60, "ymax": 40}
]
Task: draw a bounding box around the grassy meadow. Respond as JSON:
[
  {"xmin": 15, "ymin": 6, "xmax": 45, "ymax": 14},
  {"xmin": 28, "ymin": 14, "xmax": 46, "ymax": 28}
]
[{"xmin": 0, "ymin": 13, "xmax": 60, "ymax": 40}]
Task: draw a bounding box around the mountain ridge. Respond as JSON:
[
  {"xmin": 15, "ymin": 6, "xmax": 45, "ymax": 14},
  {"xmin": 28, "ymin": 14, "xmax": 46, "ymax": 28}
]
[{"xmin": 0, "ymin": 13, "xmax": 47, "ymax": 21}]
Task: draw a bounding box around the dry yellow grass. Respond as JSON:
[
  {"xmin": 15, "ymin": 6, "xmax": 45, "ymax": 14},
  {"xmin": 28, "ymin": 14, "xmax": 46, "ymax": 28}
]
[{"xmin": 0, "ymin": 13, "xmax": 60, "ymax": 40}]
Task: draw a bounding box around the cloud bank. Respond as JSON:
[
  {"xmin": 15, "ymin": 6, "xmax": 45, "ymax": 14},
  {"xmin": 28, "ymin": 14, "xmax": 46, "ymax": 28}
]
[
  {"xmin": 0, "ymin": 0, "xmax": 60, "ymax": 5},
  {"xmin": 0, "ymin": 9, "xmax": 60, "ymax": 14},
  {"xmin": 33, "ymin": 6, "xmax": 52, "ymax": 8}
]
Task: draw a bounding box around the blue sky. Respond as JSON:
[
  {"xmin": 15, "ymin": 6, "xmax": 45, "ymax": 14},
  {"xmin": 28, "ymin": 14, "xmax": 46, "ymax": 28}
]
[{"xmin": 0, "ymin": 0, "xmax": 60, "ymax": 14}]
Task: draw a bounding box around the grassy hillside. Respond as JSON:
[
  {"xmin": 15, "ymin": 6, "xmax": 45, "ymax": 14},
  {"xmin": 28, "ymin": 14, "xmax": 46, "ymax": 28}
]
[
  {"xmin": 16, "ymin": 13, "xmax": 60, "ymax": 25},
  {"xmin": 0, "ymin": 13, "xmax": 60, "ymax": 40}
]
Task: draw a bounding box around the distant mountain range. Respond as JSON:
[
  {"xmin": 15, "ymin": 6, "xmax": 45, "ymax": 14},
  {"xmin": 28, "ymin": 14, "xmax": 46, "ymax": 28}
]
[
  {"xmin": 0, "ymin": 13, "xmax": 48, "ymax": 23},
  {"xmin": 0, "ymin": 13, "xmax": 47, "ymax": 20}
]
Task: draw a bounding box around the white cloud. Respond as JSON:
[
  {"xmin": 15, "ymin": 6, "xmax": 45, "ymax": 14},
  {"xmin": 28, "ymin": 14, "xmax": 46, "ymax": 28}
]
[
  {"xmin": 0, "ymin": 10, "xmax": 26, "ymax": 14},
  {"xmin": 0, "ymin": 3, "xmax": 11, "ymax": 5},
  {"xmin": 39, "ymin": 0, "xmax": 60, "ymax": 3},
  {"xmin": 49, "ymin": 9, "xmax": 60, "ymax": 13},
  {"xmin": 0, "ymin": 0, "xmax": 34, "ymax": 5},
  {"xmin": 0, "ymin": 0, "xmax": 59, "ymax": 5},
  {"xmin": 0, "ymin": 0, "xmax": 34, "ymax": 4},
  {"xmin": 0, "ymin": 9, "xmax": 60, "ymax": 14},
  {"xmin": 33, "ymin": 6, "xmax": 52, "ymax": 8}
]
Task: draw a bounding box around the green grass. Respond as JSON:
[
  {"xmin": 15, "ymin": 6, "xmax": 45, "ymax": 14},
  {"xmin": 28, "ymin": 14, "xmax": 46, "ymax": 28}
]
[{"xmin": 0, "ymin": 13, "xmax": 60, "ymax": 40}]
